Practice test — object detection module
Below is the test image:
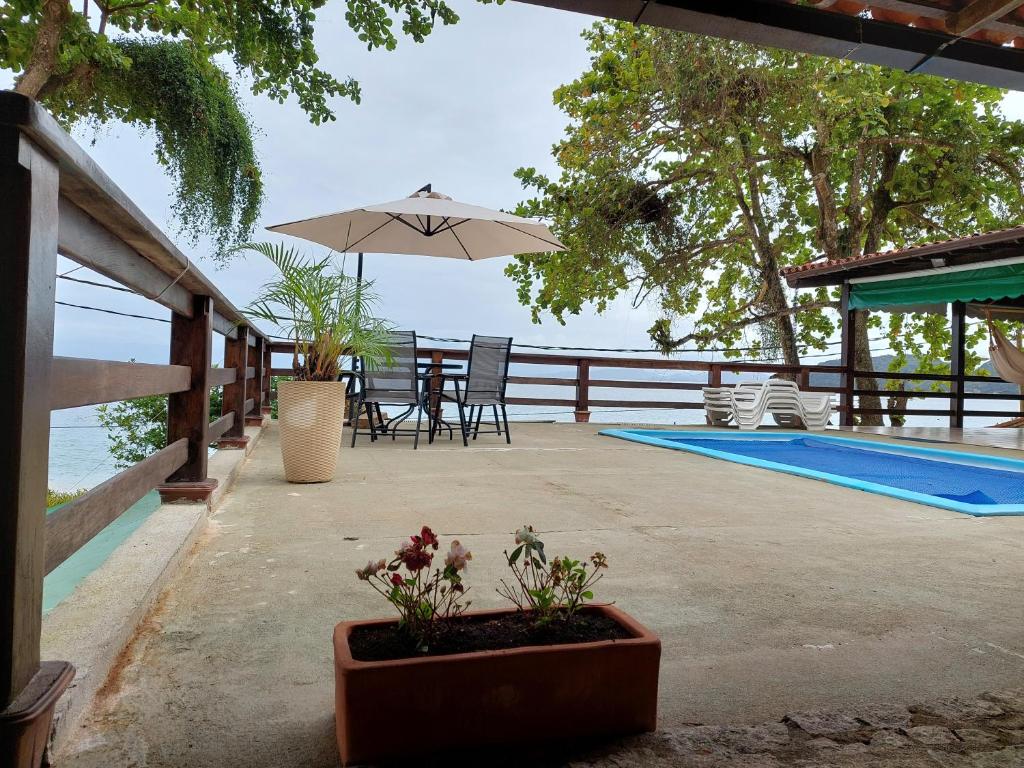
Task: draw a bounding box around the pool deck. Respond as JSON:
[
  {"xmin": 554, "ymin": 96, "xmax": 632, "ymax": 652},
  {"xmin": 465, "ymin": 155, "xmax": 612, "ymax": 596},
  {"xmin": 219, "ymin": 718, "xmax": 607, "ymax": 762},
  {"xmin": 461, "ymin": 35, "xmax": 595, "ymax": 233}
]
[
  {"xmin": 839, "ymin": 424, "xmax": 1024, "ymax": 451},
  {"xmin": 57, "ymin": 423, "xmax": 1024, "ymax": 767}
]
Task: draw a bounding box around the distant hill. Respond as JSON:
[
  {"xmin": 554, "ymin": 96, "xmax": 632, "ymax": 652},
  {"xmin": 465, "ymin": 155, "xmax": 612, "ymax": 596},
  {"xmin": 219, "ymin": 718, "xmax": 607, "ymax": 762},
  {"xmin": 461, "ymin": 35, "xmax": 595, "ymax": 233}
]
[{"xmin": 808, "ymin": 355, "xmax": 1019, "ymax": 394}]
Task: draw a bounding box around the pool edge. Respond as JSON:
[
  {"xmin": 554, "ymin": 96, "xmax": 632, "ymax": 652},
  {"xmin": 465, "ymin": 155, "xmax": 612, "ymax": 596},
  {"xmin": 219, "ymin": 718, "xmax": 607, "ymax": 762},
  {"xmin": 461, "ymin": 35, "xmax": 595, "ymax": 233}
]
[{"xmin": 599, "ymin": 428, "xmax": 1024, "ymax": 517}]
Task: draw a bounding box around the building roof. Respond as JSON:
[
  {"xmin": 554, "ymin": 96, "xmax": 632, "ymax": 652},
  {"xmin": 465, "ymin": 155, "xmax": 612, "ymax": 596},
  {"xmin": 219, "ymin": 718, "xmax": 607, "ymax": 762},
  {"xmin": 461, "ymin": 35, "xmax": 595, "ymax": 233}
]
[
  {"xmin": 781, "ymin": 225, "xmax": 1024, "ymax": 287},
  {"xmin": 518, "ymin": 0, "xmax": 1024, "ymax": 89}
]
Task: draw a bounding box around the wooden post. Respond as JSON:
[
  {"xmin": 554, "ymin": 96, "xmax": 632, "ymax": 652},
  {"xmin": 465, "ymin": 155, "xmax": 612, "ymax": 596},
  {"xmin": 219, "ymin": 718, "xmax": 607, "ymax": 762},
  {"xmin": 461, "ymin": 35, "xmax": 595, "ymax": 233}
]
[
  {"xmin": 575, "ymin": 359, "xmax": 591, "ymax": 423},
  {"xmin": 708, "ymin": 364, "xmax": 722, "ymax": 388},
  {"xmin": 246, "ymin": 336, "xmax": 265, "ymax": 426},
  {"xmin": 158, "ymin": 294, "xmax": 218, "ymax": 503},
  {"xmin": 950, "ymin": 300, "xmax": 966, "ymax": 429},
  {"xmin": 0, "ymin": 129, "xmax": 59, "ymax": 709},
  {"xmin": 219, "ymin": 326, "xmax": 251, "ymax": 448},
  {"xmin": 839, "ymin": 282, "xmax": 856, "ymax": 427},
  {"xmin": 262, "ymin": 341, "xmax": 273, "ymax": 415}
]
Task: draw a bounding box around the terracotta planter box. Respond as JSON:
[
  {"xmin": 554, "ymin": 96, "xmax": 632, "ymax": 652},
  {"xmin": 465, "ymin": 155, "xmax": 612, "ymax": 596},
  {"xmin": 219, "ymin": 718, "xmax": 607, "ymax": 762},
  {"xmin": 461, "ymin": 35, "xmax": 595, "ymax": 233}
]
[
  {"xmin": 333, "ymin": 605, "xmax": 660, "ymax": 766},
  {"xmin": 0, "ymin": 661, "xmax": 74, "ymax": 768}
]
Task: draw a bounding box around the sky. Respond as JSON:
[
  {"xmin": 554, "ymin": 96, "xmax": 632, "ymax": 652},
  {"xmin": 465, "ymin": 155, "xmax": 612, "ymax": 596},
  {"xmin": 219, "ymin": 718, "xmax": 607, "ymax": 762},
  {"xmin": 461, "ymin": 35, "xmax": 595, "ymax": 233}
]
[
  {"xmin": 8, "ymin": 2, "xmax": 1024, "ymax": 367},
  {"xmin": 7, "ymin": 0, "xmax": 670, "ymax": 367}
]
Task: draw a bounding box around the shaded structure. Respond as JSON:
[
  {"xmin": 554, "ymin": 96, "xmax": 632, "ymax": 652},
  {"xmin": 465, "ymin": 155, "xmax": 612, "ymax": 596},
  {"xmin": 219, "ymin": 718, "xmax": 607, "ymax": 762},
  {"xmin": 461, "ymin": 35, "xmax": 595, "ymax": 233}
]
[
  {"xmin": 783, "ymin": 227, "xmax": 1024, "ymax": 427},
  {"xmin": 516, "ymin": 0, "xmax": 1024, "ymax": 89}
]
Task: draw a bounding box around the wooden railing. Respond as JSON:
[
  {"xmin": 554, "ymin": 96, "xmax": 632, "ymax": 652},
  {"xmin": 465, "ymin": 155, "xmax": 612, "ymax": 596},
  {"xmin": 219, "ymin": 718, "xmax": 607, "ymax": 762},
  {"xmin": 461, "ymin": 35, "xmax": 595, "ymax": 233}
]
[
  {"xmin": 851, "ymin": 370, "xmax": 1024, "ymax": 423},
  {"xmin": 1, "ymin": 91, "xmax": 271, "ymax": 712},
  {"xmin": 269, "ymin": 341, "xmax": 1024, "ymax": 426},
  {"xmin": 269, "ymin": 341, "xmax": 846, "ymax": 421}
]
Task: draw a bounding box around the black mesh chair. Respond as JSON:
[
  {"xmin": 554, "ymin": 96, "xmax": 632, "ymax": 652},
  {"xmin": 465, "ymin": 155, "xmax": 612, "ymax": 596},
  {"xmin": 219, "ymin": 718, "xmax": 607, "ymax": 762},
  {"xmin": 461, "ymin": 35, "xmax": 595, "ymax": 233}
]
[
  {"xmin": 350, "ymin": 330, "xmax": 425, "ymax": 449},
  {"xmin": 440, "ymin": 335, "xmax": 512, "ymax": 446}
]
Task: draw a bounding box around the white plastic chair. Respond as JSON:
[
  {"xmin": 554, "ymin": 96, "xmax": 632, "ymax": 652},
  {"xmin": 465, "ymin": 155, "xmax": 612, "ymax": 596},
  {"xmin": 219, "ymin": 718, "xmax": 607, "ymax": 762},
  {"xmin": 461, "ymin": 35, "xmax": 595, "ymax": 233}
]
[{"xmin": 704, "ymin": 380, "xmax": 834, "ymax": 431}]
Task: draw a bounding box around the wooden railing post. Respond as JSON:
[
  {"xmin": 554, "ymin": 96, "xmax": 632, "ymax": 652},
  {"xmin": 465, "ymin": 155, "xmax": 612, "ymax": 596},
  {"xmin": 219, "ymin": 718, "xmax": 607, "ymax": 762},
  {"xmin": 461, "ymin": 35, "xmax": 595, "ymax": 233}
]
[
  {"xmin": 708, "ymin": 364, "xmax": 722, "ymax": 387},
  {"xmin": 158, "ymin": 294, "xmax": 218, "ymax": 503},
  {"xmin": 0, "ymin": 128, "xmax": 60, "ymax": 710},
  {"xmin": 261, "ymin": 338, "xmax": 272, "ymax": 415},
  {"xmin": 219, "ymin": 326, "xmax": 251, "ymax": 449},
  {"xmin": 950, "ymin": 300, "xmax": 966, "ymax": 429},
  {"xmin": 839, "ymin": 282, "xmax": 856, "ymax": 427},
  {"xmin": 246, "ymin": 336, "xmax": 265, "ymax": 426},
  {"xmin": 575, "ymin": 359, "xmax": 591, "ymax": 423}
]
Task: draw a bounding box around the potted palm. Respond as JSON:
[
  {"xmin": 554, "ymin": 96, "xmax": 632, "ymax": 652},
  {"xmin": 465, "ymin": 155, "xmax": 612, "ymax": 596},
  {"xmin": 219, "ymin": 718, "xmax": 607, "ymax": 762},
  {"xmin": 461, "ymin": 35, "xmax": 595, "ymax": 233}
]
[{"xmin": 241, "ymin": 243, "xmax": 391, "ymax": 483}]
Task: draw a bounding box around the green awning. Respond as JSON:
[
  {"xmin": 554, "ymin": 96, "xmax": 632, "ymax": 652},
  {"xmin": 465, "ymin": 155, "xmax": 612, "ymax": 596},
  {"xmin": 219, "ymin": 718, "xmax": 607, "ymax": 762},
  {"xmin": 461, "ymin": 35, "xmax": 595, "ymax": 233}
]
[{"xmin": 850, "ymin": 262, "xmax": 1024, "ymax": 310}]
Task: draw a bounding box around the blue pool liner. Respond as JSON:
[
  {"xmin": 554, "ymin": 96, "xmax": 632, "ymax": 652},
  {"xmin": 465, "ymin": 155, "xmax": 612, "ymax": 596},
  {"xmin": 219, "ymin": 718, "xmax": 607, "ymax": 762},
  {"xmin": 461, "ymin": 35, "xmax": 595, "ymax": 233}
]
[{"xmin": 599, "ymin": 429, "xmax": 1024, "ymax": 517}]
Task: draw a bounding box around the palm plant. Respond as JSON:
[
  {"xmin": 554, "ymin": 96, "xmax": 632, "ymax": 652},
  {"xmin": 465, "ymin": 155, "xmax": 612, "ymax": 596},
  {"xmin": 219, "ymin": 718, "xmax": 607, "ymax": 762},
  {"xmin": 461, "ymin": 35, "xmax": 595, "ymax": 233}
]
[{"xmin": 240, "ymin": 242, "xmax": 392, "ymax": 380}]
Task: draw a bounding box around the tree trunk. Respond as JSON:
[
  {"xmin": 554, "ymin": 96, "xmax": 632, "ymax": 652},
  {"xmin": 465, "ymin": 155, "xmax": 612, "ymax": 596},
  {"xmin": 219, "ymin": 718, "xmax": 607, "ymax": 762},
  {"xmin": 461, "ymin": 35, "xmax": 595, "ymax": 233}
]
[
  {"xmin": 763, "ymin": 261, "xmax": 801, "ymax": 367},
  {"xmin": 13, "ymin": 0, "xmax": 70, "ymax": 98},
  {"xmin": 854, "ymin": 311, "xmax": 883, "ymax": 426}
]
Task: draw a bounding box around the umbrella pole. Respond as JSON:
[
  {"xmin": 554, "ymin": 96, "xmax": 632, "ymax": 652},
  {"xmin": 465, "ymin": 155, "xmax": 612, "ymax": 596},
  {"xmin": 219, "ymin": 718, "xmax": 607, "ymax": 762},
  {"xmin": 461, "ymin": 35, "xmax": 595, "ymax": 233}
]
[{"xmin": 346, "ymin": 253, "xmax": 364, "ymax": 427}]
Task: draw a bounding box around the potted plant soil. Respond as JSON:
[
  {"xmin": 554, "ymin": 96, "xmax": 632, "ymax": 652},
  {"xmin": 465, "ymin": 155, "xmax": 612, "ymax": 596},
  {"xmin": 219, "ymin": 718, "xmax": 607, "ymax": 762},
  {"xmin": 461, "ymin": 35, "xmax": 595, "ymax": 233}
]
[
  {"xmin": 242, "ymin": 243, "xmax": 391, "ymax": 483},
  {"xmin": 334, "ymin": 526, "xmax": 660, "ymax": 766}
]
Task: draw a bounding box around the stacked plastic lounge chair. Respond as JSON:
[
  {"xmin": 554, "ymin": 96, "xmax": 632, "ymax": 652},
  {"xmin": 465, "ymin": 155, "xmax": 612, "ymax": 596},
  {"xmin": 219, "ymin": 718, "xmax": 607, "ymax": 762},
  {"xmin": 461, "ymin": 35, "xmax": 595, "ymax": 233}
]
[{"xmin": 702, "ymin": 380, "xmax": 834, "ymax": 431}]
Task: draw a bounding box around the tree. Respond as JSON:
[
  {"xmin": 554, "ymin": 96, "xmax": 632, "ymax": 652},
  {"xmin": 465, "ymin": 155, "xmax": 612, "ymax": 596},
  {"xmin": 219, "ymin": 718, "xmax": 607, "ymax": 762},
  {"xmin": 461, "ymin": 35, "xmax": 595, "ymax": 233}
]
[
  {"xmin": 97, "ymin": 379, "xmax": 223, "ymax": 467},
  {"xmin": 511, "ymin": 22, "xmax": 1024, "ymax": 423},
  {"xmin": 2, "ymin": 0, "xmax": 488, "ymax": 257}
]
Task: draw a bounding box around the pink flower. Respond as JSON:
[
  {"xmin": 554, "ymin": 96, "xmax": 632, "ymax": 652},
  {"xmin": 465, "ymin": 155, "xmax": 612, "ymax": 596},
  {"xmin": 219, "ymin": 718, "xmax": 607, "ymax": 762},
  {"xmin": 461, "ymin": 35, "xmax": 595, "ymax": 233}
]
[
  {"xmin": 515, "ymin": 526, "xmax": 539, "ymax": 546},
  {"xmin": 397, "ymin": 539, "xmax": 433, "ymax": 572},
  {"xmin": 419, "ymin": 526, "xmax": 439, "ymax": 550},
  {"xmin": 355, "ymin": 559, "xmax": 386, "ymax": 581},
  {"xmin": 445, "ymin": 540, "xmax": 472, "ymax": 572}
]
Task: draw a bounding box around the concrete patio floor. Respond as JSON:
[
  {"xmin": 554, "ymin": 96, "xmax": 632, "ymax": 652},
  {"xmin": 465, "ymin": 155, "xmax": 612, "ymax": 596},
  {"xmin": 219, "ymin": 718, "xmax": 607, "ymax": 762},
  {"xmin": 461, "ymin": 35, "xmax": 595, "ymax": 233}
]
[{"xmin": 59, "ymin": 423, "xmax": 1024, "ymax": 767}]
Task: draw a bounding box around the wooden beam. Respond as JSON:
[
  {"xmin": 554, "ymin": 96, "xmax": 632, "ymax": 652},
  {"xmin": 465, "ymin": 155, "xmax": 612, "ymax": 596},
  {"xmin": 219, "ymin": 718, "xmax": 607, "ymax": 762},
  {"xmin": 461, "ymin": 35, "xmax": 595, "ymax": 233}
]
[
  {"xmin": 220, "ymin": 326, "xmax": 249, "ymax": 445},
  {"xmin": 950, "ymin": 300, "xmax": 967, "ymax": 428},
  {"xmin": 50, "ymin": 357, "xmax": 190, "ymax": 410},
  {"xmin": 56, "ymin": 199, "xmax": 193, "ymax": 318},
  {"xmin": 208, "ymin": 367, "xmax": 236, "ymax": 388},
  {"xmin": 0, "ymin": 92, "xmax": 255, "ymax": 330},
  {"xmin": 44, "ymin": 439, "xmax": 187, "ymax": 574},
  {"xmin": 261, "ymin": 341, "xmax": 272, "ymax": 413},
  {"xmin": 207, "ymin": 413, "xmax": 234, "ymax": 443},
  {"xmin": 0, "ymin": 130, "xmax": 59, "ymax": 707},
  {"xmin": 589, "ymin": 379, "xmax": 706, "ymax": 391},
  {"xmin": 588, "ymin": 399, "xmax": 704, "ymax": 409},
  {"xmin": 947, "ymin": 0, "xmax": 1024, "ymax": 35},
  {"xmin": 212, "ymin": 310, "xmax": 238, "ymax": 339},
  {"xmin": 166, "ymin": 295, "xmax": 214, "ymax": 483},
  {"xmin": 840, "ymin": 283, "xmax": 857, "ymax": 427},
  {"xmin": 575, "ymin": 359, "xmax": 591, "ymax": 423},
  {"xmin": 513, "ymin": 0, "xmax": 1024, "ymax": 90}
]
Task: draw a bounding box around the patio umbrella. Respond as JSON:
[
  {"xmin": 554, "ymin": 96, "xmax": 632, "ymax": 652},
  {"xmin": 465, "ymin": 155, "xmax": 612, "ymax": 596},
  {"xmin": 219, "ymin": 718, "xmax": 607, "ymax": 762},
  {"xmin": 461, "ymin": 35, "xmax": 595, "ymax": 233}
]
[{"xmin": 266, "ymin": 183, "xmax": 565, "ymax": 283}]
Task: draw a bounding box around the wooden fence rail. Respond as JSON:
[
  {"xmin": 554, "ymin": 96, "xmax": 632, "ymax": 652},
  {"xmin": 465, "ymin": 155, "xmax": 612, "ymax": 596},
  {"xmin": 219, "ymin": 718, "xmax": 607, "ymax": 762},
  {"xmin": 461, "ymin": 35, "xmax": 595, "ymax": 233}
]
[
  {"xmin": 268, "ymin": 342, "xmax": 1023, "ymax": 424},
  {"xmin": 0, "ymin": 91, "xmax": 271, "ymax": 714},
  {"xmin": 269, "ymin": 342, "xmax": 848, "ymax": 422}
]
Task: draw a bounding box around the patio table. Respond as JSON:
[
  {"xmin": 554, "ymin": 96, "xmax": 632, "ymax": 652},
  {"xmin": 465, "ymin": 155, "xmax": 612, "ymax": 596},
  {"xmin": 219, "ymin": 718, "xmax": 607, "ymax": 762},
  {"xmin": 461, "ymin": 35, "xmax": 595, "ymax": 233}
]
[{"xmin": 417, "ymin": 362, "xmax": 464, "ymax": 442}]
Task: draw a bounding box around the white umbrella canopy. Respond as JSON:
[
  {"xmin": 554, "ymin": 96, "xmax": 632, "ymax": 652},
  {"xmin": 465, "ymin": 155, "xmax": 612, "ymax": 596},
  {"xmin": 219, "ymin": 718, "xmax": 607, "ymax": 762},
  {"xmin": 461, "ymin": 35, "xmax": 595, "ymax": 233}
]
[{"xmin": 266, "ymin": 186, "xmax": 565, "ymax": 260}]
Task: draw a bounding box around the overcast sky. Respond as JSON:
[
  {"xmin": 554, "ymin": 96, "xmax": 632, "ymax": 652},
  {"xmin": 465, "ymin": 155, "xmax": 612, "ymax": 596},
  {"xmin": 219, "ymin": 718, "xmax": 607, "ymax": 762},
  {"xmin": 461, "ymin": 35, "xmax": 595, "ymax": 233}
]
[
  {"xmin": 9, "ymin": 1, "xmax": 673, "ymax": 367},
  {"xmin": 8, "ymin": 2, "xmax": 1024, "ymax": 366}
]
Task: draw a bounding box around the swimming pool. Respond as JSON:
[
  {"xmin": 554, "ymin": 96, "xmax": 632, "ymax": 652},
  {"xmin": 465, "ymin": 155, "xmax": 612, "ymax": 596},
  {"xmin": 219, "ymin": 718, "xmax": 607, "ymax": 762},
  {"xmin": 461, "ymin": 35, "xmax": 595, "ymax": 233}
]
[{"xmin": 600, "ymin": 429, "xmax": 1024, "ymax": 516}]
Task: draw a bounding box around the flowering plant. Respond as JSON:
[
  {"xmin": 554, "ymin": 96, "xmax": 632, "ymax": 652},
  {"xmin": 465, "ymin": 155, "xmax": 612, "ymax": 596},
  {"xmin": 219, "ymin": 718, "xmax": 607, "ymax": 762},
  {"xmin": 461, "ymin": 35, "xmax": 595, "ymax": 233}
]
[
  {"xmin": 355, "ymin": 526, "xmax": 471, "ymax": 652},
  {"xmin": 497, "ymin": 525, "xmax": 608, "ymax": 626}
]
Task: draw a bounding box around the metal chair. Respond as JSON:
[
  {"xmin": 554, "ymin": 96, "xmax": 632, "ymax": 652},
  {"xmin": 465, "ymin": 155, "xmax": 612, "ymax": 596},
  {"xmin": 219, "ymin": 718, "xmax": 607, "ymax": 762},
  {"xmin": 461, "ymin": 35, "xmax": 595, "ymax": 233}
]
[
  {"xmin": 440, "ymin": 335, "xmax": 513, "ymax": 446},
  {"xmin": 350, "ymin": 331, "xmax": 425, "ymax": 449}
]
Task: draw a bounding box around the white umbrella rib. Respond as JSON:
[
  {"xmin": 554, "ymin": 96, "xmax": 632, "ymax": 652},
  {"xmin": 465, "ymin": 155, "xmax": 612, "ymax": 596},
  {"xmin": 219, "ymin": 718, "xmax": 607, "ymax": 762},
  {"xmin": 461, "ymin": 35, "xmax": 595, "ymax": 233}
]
[{"xmin": 493, "ymin": 220, "xmax": 565, "ymax": 250}]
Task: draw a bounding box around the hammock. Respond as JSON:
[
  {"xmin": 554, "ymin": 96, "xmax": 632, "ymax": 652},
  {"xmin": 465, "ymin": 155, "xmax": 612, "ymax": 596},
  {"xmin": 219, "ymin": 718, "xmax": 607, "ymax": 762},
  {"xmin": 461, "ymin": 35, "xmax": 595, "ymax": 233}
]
[{"xmin": 987, "ymin": 316, "xmax": 1024, "ymax": 386}]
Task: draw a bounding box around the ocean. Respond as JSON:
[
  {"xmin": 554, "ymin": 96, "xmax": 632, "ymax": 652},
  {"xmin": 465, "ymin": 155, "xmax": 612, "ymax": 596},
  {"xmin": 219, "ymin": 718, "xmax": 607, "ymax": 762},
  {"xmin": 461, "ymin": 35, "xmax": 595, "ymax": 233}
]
[{"xmin": 48, "ymin": 366, "xmax": 1021, "ymax": 492}]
